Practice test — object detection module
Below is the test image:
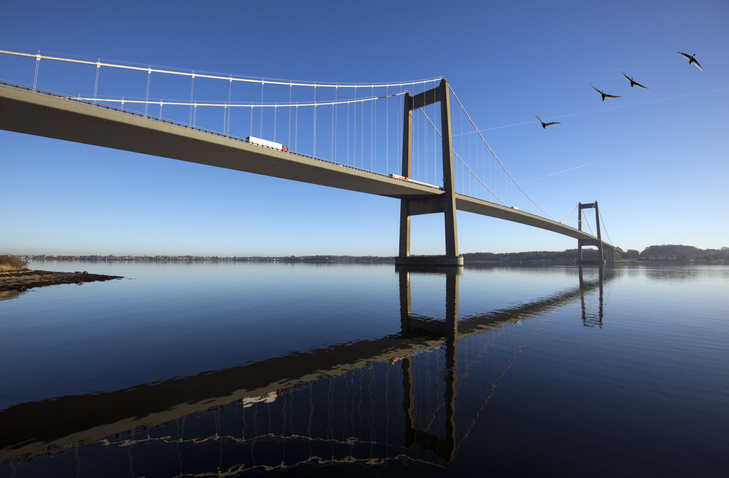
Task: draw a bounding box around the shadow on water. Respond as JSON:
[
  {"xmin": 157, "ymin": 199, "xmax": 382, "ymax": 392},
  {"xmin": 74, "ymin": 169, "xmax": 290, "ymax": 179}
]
[{"xmin": 0, "ymin": 265, "xmax": 610, "ymax": 475}]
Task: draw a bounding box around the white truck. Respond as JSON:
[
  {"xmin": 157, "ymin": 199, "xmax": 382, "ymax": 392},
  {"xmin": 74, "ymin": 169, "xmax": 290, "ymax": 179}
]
[{"xmin": 245, "ymin": 136, "xmax": 289, "ymax": 152}]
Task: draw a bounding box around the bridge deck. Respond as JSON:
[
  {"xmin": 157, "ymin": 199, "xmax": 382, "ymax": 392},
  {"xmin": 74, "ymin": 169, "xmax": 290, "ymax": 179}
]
[{"xmin": 0, "ymin": 83, "xmax": 610, "ymax": 248}]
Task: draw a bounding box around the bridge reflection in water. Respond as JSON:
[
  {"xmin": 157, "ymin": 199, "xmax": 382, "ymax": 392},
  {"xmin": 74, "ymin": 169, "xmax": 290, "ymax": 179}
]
[{"xmin": 0, "ymin": 266, "xmax": 609, "ymax": 475}]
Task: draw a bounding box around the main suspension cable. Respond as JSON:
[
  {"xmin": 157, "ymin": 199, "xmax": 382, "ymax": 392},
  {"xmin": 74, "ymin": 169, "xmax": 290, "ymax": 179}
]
[
  {"xmin": 73, "ymin": 91, "xmax": 407, "ymax": 109},
  {"xmin": 0, "ymin": 49, "xmax": 441, "ymax": 90}
]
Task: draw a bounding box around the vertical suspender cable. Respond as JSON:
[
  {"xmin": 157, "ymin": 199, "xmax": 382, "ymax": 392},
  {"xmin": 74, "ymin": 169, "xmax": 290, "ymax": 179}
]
[
  {"xmin": 259, "ymin": 81, "xmax": 265, "ymax": 138},
  {"xmin": 386, "ymin": 85, "xmax": 389, "ymax": 173},
  {"xmin": 416, "ymin": 92, "xmax": 419, "ymax": 180},
  {"xmin": 32, "ymin": 51, "xmax": 40, "ymax": 92},
  {"xmin": 374, "ymin": 87, "xmax": 377, "ymax": 173},
  {"xmin": 476, "ymin": 127, "xmax": 480, "ymax": 199},
  {"xmin": 295, "ymin": 105, "xmax": 298, "ymax": 152},
  {"xmin": 93, "ymin": 60, "xmax": 100, "ymax": 104},
  {"xmin": 274, "ymin": 105, "xmax": 277, "ymax": 142},
  {"xmin": 288, "ymin": 82, "xmax": 292, "ymax": 147},
  {"xmin": 424, "ymin": 108, "xmax": 428, "ymax": 183},
  {"xmin": 468, "ymin": 113, "xmax": 478, "ymax": 196},
  {"xmin": 397, "ymin": 84, "xmax": 401, "ymax": 173},
  {"xmin": 313, "ymin": 85, "xmax": 317, "ymax": 157},
  {"xmin": 227, "ymin": 77, "xmax": 232, "ymax": 136},
  {"xmin": 426, "ymin": 81, "xmax": 431, "ymax": 183},
  {"xmin": 189, "ymin": 72, "xmax": 195, "ymax": 126},
  {"xmin": 334, "ymin": 86, "xmax": 338, "ymax": 163},
  {"xmin": 331, "ymin": 87, "xmax": 335, "ymax": 161},
  {"xmin": 371, "ymin": 85, "xmax": 374, "ymax": 171},
  {"xmin": 416, "ymin": 91, "xmax": 420, "ymax": 180},
  {"xmin": 145, "ymin": 66, "xmax": 151, "ymax": 117},
  {"xmin": 353, "ymin": 86, "xmax": 357, "ymax": 168}
]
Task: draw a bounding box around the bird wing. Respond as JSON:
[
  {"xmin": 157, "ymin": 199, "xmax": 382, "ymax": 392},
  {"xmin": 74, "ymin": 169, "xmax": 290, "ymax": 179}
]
[
  {"xmin": 634, "ymin": 80, "xmax": 649, "ymax": 89},
  {"xmin": 545, "ymin": 121, "xmax": 561, "ymax": 126},
  {"xmin": 534, "ymin": 115, "xmax": 542, "ymax": 123},
  {"xmin": 605, "ymin": 94, "xmax": 621, "ymax": 98},
  {"xmin": 590, "ymin": 84, "xmax": 602, "ymax": 94},
  {"xmin": 694, "ymin": 59, "xmax": 704, "ymax": 72},
  {"xmin": 677, "ymin": 51, "xmax": 692, "ymax": 60},
  {"xmin": 620, "ymin": 70, "xmax": 631, "ymax": 81}
]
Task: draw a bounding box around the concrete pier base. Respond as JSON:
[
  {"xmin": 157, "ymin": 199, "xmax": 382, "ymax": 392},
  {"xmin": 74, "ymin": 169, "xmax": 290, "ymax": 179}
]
[{"xmin": 395, "ymin": 255, "xmax": 464, "ymax": 267}]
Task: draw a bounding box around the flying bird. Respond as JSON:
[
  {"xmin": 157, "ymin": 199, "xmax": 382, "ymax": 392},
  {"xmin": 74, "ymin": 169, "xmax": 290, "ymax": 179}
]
[
  {"xmin": 535, "ymin": 115, "xmax": 560, "ymax": 129},
  {"xmin": 590, "ymin": 84, "xmax": 621, "ymax": 101},
  {"xmin": 620, "ymin": 70, "xmax": 649, "ymax": 89},
  {"xmin": 677, "ymin": 51, "xmax": 704, "ymax": 72}
]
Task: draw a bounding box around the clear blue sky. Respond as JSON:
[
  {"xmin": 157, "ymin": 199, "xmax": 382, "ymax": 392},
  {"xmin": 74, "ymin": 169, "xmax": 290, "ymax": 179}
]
[{"xmin": 1, "ymin": 0, "xmax": 727, "ymax": 256}]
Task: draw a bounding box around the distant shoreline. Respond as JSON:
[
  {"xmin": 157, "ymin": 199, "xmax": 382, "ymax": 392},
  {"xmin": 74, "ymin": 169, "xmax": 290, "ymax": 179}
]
[{"xmin": 13, "ymin": 245, "xmax": 729, "ymax": 265}]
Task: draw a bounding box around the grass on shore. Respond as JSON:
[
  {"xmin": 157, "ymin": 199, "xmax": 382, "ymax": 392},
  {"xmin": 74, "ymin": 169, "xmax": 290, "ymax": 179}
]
[{"xmin": 0, "ymin": 255, "xmax": 27, "ymax": 271}]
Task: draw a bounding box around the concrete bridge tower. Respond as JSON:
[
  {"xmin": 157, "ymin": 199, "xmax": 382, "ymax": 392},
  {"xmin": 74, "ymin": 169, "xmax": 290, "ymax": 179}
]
[
  {"xmin": 396, "ymin": 78, "xmax": 463, "ymax": 267},
  {"xmin": 578, "ymin": 201, "xmax": 615, "ymax": 263}
]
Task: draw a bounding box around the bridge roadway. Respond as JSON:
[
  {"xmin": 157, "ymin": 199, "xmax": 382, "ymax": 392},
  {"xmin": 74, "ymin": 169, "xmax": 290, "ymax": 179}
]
[{"xmin": 0, "ymin": 82, "xmax": 612, "ymax": 249}]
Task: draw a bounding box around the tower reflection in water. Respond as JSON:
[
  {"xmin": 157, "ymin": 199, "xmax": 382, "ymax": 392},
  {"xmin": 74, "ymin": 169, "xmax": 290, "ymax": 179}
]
[{"xmin": 0, "ymin": 266, "xmax": 608, "ymax": 475}]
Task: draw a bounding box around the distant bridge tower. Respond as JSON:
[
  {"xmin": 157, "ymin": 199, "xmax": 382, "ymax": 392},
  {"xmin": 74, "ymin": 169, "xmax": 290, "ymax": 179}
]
[
  {"xmin": 578, "ymin": 201, "xmax": 613, "ymax": 263},
  {"xmin": 396, "ymin": 78, "xmax": 463, "ymax": 267}
]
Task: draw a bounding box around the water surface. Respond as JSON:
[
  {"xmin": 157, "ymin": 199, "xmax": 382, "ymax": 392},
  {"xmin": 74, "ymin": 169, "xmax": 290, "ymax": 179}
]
[{"xmin": 1, "ymin": 261, "xmax": 727, "ymax": 477}]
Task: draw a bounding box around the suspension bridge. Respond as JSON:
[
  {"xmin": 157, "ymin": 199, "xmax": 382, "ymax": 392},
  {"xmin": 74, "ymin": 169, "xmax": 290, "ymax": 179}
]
[
  {"xmin": 0, "ymin": 266, "xmax": 610, "ymax": 470},
  {"xmin": 0, "ymin": 49, "xmax": 619, "ymax": 263}
]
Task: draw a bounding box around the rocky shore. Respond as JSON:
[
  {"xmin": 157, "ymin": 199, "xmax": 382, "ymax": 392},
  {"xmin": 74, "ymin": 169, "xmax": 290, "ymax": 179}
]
[{"xmin": 0, "ymin": 269, "xmax": 123, "ymax": 293}]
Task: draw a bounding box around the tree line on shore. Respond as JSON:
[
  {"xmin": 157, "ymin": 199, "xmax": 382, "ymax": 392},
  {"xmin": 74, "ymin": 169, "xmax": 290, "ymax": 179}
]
[
  {"xmin": 464, "ymin": 245, "xmax": 728, "ymax": 262},
  {"xmin": 631, "ymin": 245, "xmax": 728, "ymax": 262}
]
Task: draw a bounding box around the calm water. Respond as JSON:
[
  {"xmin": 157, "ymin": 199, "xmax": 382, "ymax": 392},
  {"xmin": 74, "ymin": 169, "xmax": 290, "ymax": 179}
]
[{"xmin": 1, "ymin": 261, "xmax": 727, "ymax": 477}]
